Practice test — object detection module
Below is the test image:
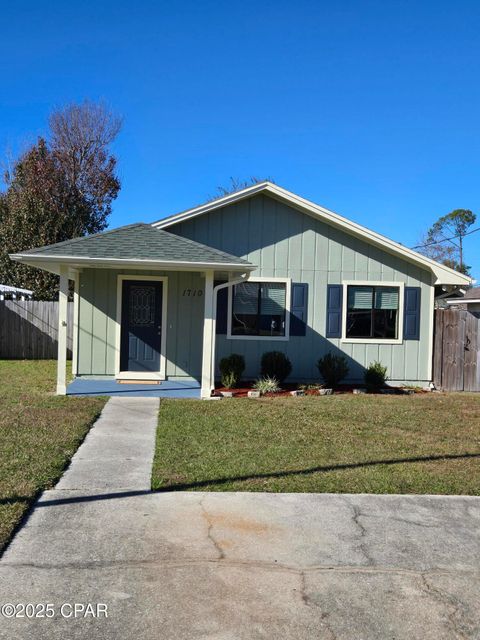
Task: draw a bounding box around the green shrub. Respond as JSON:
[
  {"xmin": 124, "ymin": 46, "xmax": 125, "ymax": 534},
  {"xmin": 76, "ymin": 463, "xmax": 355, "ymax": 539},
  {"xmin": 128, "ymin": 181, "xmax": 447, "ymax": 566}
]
[
  {"xmin": 253, "ymin": 376, "xmax": 281, "ymax": 394},
  {"xmin": 221, "ymin": 372, "xmax": 238, "ymax": 390},
  {"xmin": 317, "ymin": 353, "xmax": 349, "ymax": 388},
  {"xmin": 364, "ymin": 361, "xmax": 388, "ymax": 392},
  {"xmin": 219, "ymin": 354, "xmax": 245, "ymax": 389},
  {"xmin": 260, "ymin": 351, "xmax": 292, "ymax": 383}
]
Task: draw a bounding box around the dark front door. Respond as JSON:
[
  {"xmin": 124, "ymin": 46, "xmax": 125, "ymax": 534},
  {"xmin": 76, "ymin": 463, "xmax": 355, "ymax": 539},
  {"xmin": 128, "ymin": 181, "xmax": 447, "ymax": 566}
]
[{"xmin": 120, "ymin": 280, "xmax": 163, "ymax": 372}]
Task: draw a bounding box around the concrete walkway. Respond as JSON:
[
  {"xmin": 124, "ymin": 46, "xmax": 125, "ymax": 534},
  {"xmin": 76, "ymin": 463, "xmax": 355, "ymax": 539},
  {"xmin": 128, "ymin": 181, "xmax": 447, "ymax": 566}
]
[
  {"xmin": 54, "ymin": 396, "xmax": 160, "ymax": 491},
  {"xmin": 0, "ymin": 398, "xmax": 479, "ymax": 639}
]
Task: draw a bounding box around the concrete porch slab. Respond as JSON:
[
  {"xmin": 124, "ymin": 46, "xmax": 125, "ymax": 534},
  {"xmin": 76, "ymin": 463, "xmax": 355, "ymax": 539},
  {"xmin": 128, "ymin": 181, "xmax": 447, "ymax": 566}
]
[{"xmin": 67, "ymin": 377, "xmax": 201, "ymax": 398}]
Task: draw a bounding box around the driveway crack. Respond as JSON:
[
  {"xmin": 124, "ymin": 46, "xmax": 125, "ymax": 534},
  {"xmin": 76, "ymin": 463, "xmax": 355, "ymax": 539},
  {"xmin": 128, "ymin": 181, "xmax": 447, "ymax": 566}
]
[
  {"xmin": 198, "ymin": 497, "xmax": 225, "ymax": 560},
  {"xmin": 419, "ymin": 573, "xmax": 469, "ymax": 640},
  {"xmin": 2, "ymin": 559, "xmax": 479, "ymax": 580},
  {"xmin": 390, "ymin": 516, "xmax": 440, "ymax": 529},
  {"xmin": 342, "ymin": 498, "xmax": 374, "ymax": 566},
  {"xmin": 298, "ymin": 572, "xmax": 337, "ymax": 639},
  {"xmin": 299, "ymin": 571, "xmax": 311, "ymax": 607}
]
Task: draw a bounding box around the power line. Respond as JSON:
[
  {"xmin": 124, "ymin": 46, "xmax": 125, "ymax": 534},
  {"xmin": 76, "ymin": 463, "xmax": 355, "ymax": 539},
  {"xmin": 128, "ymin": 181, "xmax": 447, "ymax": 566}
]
[{"xmin": 411, "ymin": 226, "xmax": 480, "ymax": 250}]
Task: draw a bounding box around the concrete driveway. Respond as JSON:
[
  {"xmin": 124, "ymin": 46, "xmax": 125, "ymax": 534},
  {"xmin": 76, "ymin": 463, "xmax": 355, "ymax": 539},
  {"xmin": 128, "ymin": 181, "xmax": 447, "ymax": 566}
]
[{"xmin": 0, "ymin": 398, "xmax": 479, "ymax": 639}]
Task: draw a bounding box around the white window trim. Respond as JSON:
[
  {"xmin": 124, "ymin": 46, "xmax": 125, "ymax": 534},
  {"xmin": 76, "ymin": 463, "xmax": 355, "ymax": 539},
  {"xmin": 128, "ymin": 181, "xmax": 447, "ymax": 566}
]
[
  {"xmin": 227, "ymin": 277, "xmax": 291, "ymax": 341},
  {"xmin": 115, "ymin": 275, "xmax": 168, "ymax": 380},
  {"xmin": 341, "ymin": 280, "xmax": 405, "ymax": 345}
]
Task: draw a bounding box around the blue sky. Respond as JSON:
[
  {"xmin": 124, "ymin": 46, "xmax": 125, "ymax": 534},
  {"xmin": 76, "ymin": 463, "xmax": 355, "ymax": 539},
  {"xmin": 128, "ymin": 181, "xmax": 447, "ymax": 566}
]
[{"xmin": 1, "ymin": 0, "xmax": 479, "ymax": 278}]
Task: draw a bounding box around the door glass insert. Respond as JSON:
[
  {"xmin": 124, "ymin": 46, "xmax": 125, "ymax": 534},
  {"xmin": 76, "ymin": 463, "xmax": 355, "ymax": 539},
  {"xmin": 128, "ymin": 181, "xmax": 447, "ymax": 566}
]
[{"xmin": 129, "ymin": 285, "xmax": 155, "ymax": 326}]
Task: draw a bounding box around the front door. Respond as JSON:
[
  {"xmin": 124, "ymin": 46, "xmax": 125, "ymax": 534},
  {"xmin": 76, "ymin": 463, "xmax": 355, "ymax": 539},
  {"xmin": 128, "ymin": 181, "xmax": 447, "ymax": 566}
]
[{"xmin": 120, "ymin": 280, "xmax": 163, "ymax": 372}]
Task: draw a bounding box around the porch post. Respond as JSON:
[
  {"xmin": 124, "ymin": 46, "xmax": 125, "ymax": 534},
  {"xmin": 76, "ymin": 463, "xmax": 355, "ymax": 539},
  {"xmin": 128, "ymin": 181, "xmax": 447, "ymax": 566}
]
[
  {"xmin": 201, "ymin": 270, "xmax": 214, "ymax": 398},
  {"xmin": 71, "ymin": 270, "xmax": 80, "ymax": 377},
  {"xmin": 56, "ymin": 265, "xmax": 69, "ymax": 395}
]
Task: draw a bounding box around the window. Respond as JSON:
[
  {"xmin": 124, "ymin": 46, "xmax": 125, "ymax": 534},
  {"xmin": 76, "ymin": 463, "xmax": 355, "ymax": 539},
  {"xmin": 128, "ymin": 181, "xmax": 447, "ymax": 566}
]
[
  {"xmin": 230, "ymin": 281, "xmax": 287, "ymax": 338},
  {"xmin": 346, "ymin": 285, "xmax": 400, "ymax": 339}
]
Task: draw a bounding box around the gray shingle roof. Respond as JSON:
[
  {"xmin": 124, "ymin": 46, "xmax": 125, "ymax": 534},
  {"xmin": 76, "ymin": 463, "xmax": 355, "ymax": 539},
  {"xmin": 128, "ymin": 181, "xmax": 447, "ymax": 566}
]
[
  {"xmin": 19, "ymin": 223, "xmax": 252, "ymax": 266},
  {"xmin": 464, "ymin": 286, "xmax": 480, "ymax": 300}
]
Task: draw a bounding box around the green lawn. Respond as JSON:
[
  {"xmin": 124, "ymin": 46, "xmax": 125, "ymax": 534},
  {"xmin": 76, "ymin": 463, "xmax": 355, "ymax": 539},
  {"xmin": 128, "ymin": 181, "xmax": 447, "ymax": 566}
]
[
  {"xmin": 152, "ymin": 394, "xmax": 480, "ymax": 495},
  {"xmin": 0, "ymin": 360, "xmax": 105, "ymax": 553}
]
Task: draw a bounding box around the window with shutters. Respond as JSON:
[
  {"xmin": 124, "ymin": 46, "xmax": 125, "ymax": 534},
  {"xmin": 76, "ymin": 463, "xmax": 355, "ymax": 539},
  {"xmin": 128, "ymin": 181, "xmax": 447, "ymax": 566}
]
[
  {"xmin": 344, "ymin": 283, "xmax": 403, "ymax": 342},
  {"xmin": 228, "ymin": 279, "xmax": 291, "ymax": 340}
]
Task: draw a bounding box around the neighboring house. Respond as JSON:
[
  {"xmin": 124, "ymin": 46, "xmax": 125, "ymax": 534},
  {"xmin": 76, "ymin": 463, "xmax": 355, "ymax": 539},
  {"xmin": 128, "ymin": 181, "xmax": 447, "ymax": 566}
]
[
  {"xmin": 10, "ymin": 182, "xmax": 471, "ymax": 396},
  {"xmin": 446, "ymin": 287, "xmax": 480, "ymax": 313},
  {"xmin": 434, "ymin": 286, "xmax": 468, "ymax": 309},
  {"xmin": 0, "ymin": 284, "xmax": 33, "ymax": 300}
]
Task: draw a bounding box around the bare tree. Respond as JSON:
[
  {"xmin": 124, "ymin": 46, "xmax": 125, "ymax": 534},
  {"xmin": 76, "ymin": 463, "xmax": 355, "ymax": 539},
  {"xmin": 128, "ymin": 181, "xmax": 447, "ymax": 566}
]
[
  {"xmin": 0, "ymin": 101, "xmax": 122, "ymax": 298},
  {"xmin": 208, "ymin": 176, "xmax": 274, "ymax": 201},
  {"xmin": 416, "ymin": 209, "xmax": 477, "ymax": 275},
  {"xmin": 49, "ymin": 100, "xmax": 122, "ymax": 232}
]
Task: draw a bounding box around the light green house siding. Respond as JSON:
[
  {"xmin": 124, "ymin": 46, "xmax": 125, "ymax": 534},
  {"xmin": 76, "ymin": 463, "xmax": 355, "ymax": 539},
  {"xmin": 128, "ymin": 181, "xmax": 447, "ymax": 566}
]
[
  {"xmin": 76, "ymin": 193, "xmax": 434, "ymax": 384},
  {"xmin": 77, "ymin": 268, "xmax": 205, "ymax": 378},
  {"xmin": 171, "ymin": 194, "xmax": 434, "ymax": 384}
]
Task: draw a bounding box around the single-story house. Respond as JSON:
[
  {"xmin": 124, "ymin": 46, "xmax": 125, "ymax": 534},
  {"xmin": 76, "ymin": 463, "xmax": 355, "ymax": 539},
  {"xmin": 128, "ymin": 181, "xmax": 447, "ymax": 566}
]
[{"xmin": 10, "ymin": 182, "xmax": 471, "ymax": 397}]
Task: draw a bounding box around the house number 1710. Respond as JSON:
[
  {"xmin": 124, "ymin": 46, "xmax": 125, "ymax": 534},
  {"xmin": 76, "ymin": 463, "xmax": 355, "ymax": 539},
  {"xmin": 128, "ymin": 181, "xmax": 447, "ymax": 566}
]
[{"xmin": 182, "ymin": 289, "xmax": 203, "ymax": 297}]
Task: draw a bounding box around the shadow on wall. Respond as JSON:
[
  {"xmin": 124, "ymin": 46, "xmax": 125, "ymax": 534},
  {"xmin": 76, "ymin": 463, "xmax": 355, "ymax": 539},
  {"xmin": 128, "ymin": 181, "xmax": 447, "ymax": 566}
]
[
  {"xmin": 77, "ymin": 271, "xmax": 205, "ymax": 379},
  {"xmin": 76, "ymin": 268, "xmax": 409, "ymax": 384},
  {"xmin": 0, "ymin": 301, "xmax": 73, "ymax": 360},
  {"xmin": 78, "ymin": 322, "xmax": 368, "ymax": 385},
  {"xmin": 216, "ymin": 329, "xmax": 368, "ymax": 386}
]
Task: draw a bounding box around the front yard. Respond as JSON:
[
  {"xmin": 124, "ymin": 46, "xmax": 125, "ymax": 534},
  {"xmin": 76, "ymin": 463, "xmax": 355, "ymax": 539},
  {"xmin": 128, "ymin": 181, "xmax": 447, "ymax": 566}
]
[
  {"xmin": 0, "ymin": 361, "xmax": 105, "ymax": 553},
  {"xmin": 152, "ymin": 394, "xmax": 480, "ymax": 494}
]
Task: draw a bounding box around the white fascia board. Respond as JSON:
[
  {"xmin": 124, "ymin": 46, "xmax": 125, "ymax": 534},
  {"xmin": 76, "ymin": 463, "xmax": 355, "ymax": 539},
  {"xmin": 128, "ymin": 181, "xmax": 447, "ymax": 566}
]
[
  {"xmin": 153, "ymin": 182, "xmax": 471, "ymax": 287},
  {"xmin": 0, "ymin": 284, "xmax": 33, "ymax": 294},
  {"xmin": 447, "ymin": 298, "xmax": 480, "ymax": 304},
  {"xmin": 9, "ymin": 253, "xmax": 256, "ymax": 274},
  {"xmin": 152, "ymin": 182, "xmax": 271, "ymax": 228}
]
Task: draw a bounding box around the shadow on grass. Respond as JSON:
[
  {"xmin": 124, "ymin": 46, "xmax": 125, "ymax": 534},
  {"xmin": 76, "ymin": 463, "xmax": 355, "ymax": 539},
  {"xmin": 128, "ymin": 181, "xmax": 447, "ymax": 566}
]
[
  {"xmin": 155, "ymin": 451, "xmax": 480, "ymax": 492},
  {"xmin": 2, "ymin": 452, "xmax": 479, "ymax": 509}
]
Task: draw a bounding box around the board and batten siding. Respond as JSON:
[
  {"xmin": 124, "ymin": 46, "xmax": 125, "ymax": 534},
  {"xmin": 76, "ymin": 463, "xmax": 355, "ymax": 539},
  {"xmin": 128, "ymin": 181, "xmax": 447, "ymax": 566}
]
[
  {"xmin": 171, "ymin": 193, "xmax": 434, "ymax": 384},
  {"xmin": 77, "ymin": 268, "xmax": 205, "ymax": 378}
]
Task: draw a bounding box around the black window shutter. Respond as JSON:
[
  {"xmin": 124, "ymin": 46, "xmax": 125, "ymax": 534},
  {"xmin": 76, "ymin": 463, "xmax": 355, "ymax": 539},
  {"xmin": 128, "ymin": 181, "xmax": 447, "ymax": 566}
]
[
  {"xmin": 290, "ymin": 283, "xmax": 308, "ymax": 336},
  {"xmin": 326, "ymin": 284, "xmax": 343, "ymax": 338},
  {"xmin": 404, "ymin": 286, "xmax": 421, "ymax": 340},
  {"xmin": 215, "ymin": 281, "xmax": 228, "ymax": 334}
]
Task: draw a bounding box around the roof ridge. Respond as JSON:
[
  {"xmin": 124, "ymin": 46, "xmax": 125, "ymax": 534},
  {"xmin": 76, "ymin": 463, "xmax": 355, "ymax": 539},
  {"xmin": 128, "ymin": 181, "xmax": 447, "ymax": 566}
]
[
  {"xmin": 153, "ymin": 181, "xmax": 272, "ymax": 226},
  {"xmin": 153, "ymin": 182, "xmax": 471, "ymax": 285}
]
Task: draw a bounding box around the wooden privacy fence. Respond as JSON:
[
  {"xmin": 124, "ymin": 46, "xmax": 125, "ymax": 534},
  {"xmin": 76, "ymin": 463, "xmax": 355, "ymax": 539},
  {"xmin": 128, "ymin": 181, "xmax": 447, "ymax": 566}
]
[
  {"xmin": 433, "ymin": 308, "xmax": 480, "ymax": 392},
  {"xmin": 0, "ymin": 300, "xmax": 73, "ymax": 359}
]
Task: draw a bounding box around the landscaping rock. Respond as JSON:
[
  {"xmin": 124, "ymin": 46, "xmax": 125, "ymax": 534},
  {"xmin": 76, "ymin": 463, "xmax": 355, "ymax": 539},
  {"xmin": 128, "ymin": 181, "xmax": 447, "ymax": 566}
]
[
  {"xmin": 318, "ymin": 388, "xmax": 333, "ymax": 395},
  {"xmin": 247, "ymin": 390, "xmax": 261, "ymax": 398},
  {"xmin": 220, "ymin": 391, "xmax": 235, "ymax": 398},
  {"xmin": 290, "ymin": 390, "xmax": 305, "ymax": 397},
  {"xmin": 353, "ymin": 388, "xmax": 367, "ymax": 394}
]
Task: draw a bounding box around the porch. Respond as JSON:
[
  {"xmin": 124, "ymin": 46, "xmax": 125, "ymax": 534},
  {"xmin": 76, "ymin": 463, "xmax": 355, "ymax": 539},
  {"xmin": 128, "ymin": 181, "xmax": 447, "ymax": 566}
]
[
  {"xmin": 67, "ymin": 377, "xmax": 201, "ymax": 398},
  {"xmin": 10, "ymin": 223, "xmax": 256, "ymax": 399}
]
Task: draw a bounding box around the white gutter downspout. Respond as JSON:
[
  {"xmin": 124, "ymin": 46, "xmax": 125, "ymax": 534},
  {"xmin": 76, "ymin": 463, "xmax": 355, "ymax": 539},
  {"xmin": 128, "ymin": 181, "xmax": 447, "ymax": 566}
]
[{"xmin": 207, "ymin": 273, "xmax": 250, "ymax": 396}]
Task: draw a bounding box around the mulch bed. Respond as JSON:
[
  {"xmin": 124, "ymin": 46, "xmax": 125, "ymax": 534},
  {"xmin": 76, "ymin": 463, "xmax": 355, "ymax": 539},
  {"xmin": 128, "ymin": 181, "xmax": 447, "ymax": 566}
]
[{"xmin": 214, "ymin": 382, "xmax": 424, "ymax": 398}]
